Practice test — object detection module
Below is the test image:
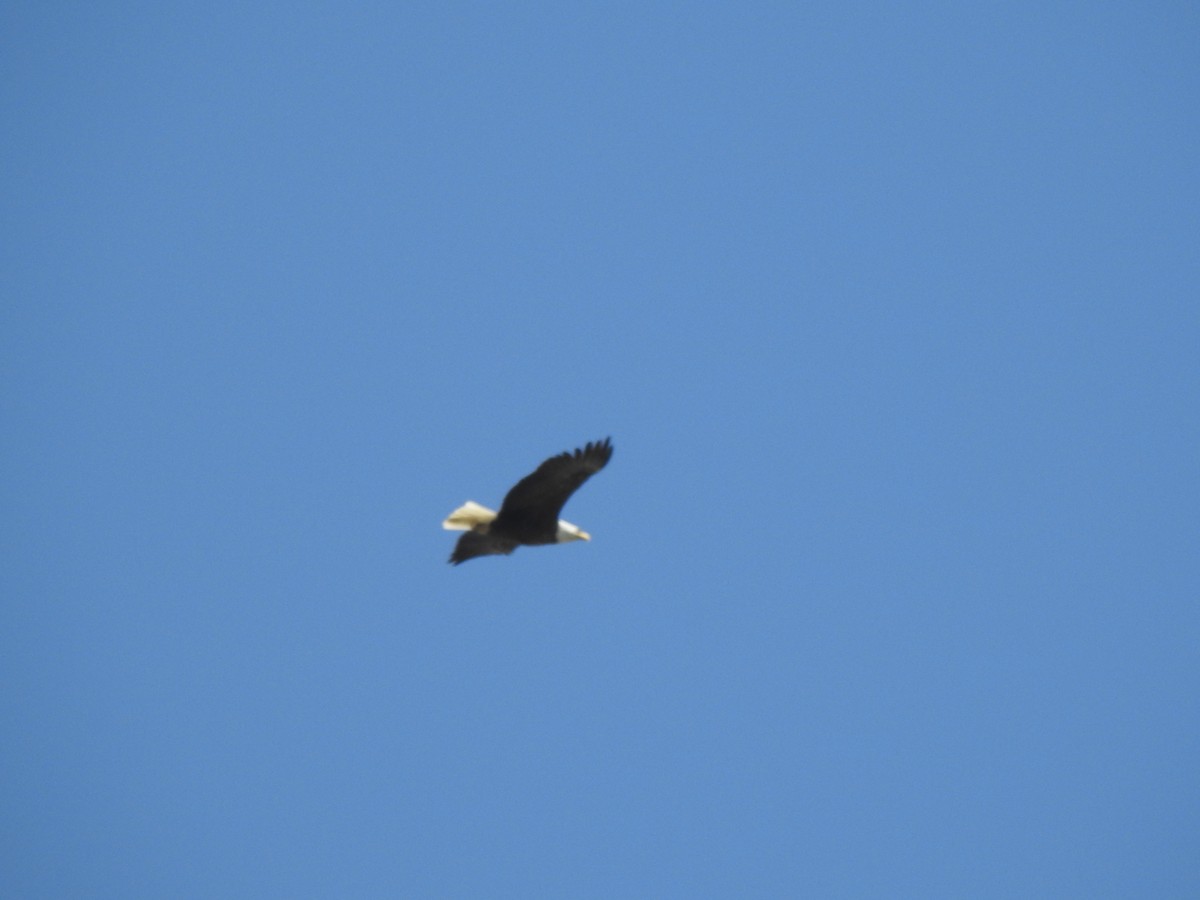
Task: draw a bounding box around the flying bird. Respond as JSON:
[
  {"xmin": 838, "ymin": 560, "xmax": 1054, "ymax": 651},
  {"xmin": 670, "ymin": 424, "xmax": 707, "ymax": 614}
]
[{"xmin": 442, "ymin": 437, "xmax": 613, "ymax": 565}]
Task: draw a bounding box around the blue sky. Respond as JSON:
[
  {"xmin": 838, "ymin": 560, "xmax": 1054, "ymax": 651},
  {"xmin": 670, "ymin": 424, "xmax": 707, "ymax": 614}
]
[{"xmin": 3, "ymin": 2, "xmax": 1198, "ymax": 897}]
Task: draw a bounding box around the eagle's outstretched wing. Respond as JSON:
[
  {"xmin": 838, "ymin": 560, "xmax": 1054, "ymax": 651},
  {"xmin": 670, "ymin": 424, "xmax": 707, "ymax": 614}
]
[
  {"xmin": 493, "ymin": 437, "xmax": 613, "ymax": 535},
  {"xmin": 449, "ymin": 530, "xmax": 518, "ymax": 565}
]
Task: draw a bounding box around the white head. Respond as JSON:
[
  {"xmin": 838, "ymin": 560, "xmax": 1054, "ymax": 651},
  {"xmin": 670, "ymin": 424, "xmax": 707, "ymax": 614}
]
[{"xmin": 555, "ymin": 519, "xmax": 591, "ymax": 543}]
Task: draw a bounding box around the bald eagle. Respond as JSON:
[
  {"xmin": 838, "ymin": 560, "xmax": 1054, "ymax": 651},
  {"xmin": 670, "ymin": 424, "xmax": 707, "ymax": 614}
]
[{"xmin": 442, "ymin": 437, "xmax": 613, "ymax": 565}]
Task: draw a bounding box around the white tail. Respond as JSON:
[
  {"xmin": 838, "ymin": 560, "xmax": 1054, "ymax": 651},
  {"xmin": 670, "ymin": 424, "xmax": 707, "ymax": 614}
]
[{"xmin": 442, "ymin": 500, "xmax": 498, "ymax": 531}]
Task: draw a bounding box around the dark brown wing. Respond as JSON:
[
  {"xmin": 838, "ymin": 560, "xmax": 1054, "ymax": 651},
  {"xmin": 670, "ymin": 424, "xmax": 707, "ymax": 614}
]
[
  {"xmin": 449, "ymin": 531, "xmax": 518, "ymax": 565},
  {"xmin": 492, "ymin": 438, "xmax": 613, "ymax": 540}
]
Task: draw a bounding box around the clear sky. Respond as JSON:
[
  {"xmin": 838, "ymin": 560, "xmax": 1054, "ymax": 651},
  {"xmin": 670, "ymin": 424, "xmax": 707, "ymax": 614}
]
[{"xmin": 3, "ymin": 2, "xmax": 1198, "ymax": 897}]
